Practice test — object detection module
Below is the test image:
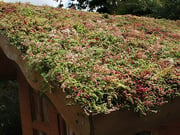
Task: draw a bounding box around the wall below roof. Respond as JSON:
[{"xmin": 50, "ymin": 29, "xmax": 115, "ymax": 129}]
[
  {"xmin": 91, "ymin": 97, "xmax": 180, "ymax": 135},
  {"xmin": 151, "ymin": 120, "xmax": 180, "ymax": 135}
]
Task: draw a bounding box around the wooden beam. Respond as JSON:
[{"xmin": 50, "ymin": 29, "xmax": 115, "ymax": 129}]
[
  {"xmin": 32, "ymin": 120, "xmax": 50, "ymax": 134},
  {"xmin": 17, "ymin": 71, "xmax": 33, "ymax": 135},
  {"xmin": 59, "ymin": 114, "xmax": 67, "ymax": 135},
  {"xmin": 48, "ymin": 102, "xmax": 59, "ymax": 135}
]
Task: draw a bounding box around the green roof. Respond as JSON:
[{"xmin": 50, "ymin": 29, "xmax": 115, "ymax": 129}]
[{"xmin": 0, "ymin": 2, "xmax": 180, "ymax": 115}]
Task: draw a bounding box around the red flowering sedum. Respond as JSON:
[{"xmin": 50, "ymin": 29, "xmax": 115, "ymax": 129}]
[{"xmin": 0, "ymin": 2, "xmax": 179, "ymax": 115}]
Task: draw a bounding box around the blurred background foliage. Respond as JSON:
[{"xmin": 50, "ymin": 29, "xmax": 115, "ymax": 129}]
[
  {"xmin": 69, "ymin": 0, "xmax": 180, "ymax": 20},
  {"xmin": 0, "ymin": 80, "xmax": 22, "ymax": 135}
]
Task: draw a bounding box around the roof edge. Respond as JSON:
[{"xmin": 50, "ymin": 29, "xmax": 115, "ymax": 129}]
[{"xmin": 0, "ymin": 34, "xmax": 91, "ymax": 135}]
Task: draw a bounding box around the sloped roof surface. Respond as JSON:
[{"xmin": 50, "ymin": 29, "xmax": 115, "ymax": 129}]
[{"xmin": 0, "ymin": 2, "xmax": 180, "ymax": 115}]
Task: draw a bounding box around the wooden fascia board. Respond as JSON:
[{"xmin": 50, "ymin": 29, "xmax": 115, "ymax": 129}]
[{"xmin": 91, "ymin": 97, "xmax": 180, "ymax": 135}]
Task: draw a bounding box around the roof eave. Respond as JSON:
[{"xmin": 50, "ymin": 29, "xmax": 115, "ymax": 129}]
[{"xmin": 0, "ymin": 34, "xmax": 91, "ymax": 135}]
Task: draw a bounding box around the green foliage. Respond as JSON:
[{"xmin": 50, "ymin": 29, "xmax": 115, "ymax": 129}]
[
  {"xmin": 157, "ymin": 0, "xmax": 180, "ymax": 20},
  {"xmin": 115, "ymin": 0, "xmax": 162, "ymax": 15},
  {"xmin": 73, "ymin": 23, "xmax": 87, "ymax": 34},
  {"xmin": 75, "ymin": 0, "xmax": 180, "ymax": 19},
  {"xmin": 0, "ymin": 81, "xmax": 22, "ymax": 135},
  {"xmin": 102, "ymin": 13, "xmax": 109, "ymax": 19}
]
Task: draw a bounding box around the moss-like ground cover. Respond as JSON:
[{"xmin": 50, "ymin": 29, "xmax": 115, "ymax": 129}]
[{"xmin": 0, "ymin": 2, "xmax": 179, "ymax": 115}]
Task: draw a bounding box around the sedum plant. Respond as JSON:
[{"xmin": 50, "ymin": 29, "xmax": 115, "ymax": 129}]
[{"xmin": 0, "ymin": 2, "xmax": 179, "ymax": 115}]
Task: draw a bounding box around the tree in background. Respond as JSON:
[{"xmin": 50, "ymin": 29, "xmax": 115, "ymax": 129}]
[
  {"xmin": 69, "ymin": 0, "xmax": 161, "ymax": 13},
  {"xmin": 70, "ymin": 0, "xmax": 119, "ymax": 13},
  {"xmin": 158, "ymin": 0, "xmax": 180, "ymax": 19},
  {"xmin": 115, "ymin": 0, "xmax": 162, "ymax": 16},
  {"xmin": 72, "ymin": 0, "xmax": 179, "ymax": 20},
  {"xmin": 54, "ymin": 0, "xmax": 63, "ymax": 8}
]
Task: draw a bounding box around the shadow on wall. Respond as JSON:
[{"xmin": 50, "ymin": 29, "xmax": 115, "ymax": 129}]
[{"xmin": 0, "ymin": 80, "xmax": 22, "ymax": 135}]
